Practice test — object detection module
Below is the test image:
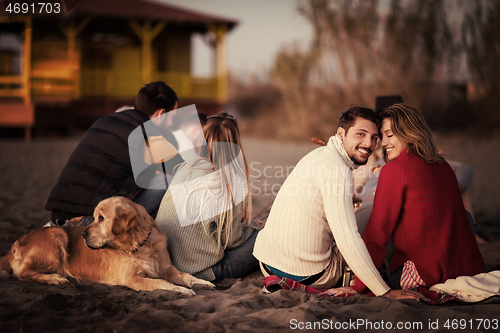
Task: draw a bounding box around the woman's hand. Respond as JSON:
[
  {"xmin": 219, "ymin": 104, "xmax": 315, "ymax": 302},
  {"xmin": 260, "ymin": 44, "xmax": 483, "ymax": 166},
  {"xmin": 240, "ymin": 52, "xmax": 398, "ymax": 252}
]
[
  {"xmin": 383, "ymin": 289, "xmax": 429, "ymax": 301},
  {"xmin": 324, "ymin": 287, "xmax": 357, "ymax": 296}
]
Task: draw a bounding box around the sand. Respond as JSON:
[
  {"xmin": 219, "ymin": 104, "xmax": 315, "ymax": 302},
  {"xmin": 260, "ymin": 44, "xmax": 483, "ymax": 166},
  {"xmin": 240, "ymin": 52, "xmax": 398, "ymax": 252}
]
[{"xmin": 0, "ymin": 135, "xmax": 499, "ymax": 333}]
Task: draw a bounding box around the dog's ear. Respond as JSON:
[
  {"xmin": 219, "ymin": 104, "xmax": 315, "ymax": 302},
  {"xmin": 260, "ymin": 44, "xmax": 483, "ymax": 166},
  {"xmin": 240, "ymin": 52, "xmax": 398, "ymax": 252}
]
[
  {"xmin": 111, "ymin": 201, "xmax": 137, "ymax": 236},
  {"xmin": 18, "ymin": 232, "xmax": 32, "ymax": 246},
  {"xmin": 130, "ymin": 201, "xmax": 155, "ymax": 228},
  {"xmin": 0, "ymin": 241, "xmax": 17, "ymax": 274},
  {"xmin": 126, "ymin": 201, "xmax": 155, "ymax": 252}
]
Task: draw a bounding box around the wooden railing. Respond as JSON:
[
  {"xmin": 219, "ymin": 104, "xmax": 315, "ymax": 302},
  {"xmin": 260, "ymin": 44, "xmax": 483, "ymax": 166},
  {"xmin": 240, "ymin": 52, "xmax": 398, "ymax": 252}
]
[
  {"xmin": 0, "ymin": 76, "xmax": 24, "ymax": 98},
  {"xmin": 156, "ymin": 72, "xmax": 228, "ymax": 102},
  {"xmin": 30, "ymin": 59, "xmax": 80, "ymax": 101},
  {"xmin": 0, "ymin": 71, "xmax": 228, "ymax": 102},
  {"xmin": 81, "ymin": 70, "xmax": 228, "ymax": 102}
]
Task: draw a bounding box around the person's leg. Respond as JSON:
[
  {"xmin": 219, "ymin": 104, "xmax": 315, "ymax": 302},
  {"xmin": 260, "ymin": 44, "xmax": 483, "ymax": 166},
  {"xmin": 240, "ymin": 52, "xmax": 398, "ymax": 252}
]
[
  {"xmin": 378, "ymin": 237, "xmax": 397, "ymax": 286},
  {"xmin": 211, "ymin": 230, "xmax": 259, "ymax": 280},
  {"xmin": 307, "ymin": 245, "xmax": 344, "ymax": 289},
  {"xmin": 355, "ymin": 202, "xmax": 403, "ymax": 288},
  {"xmin": 133, "ymin": 172, "xmax": 172, "ymax": 219},
  {"xmin": 466, "ymin": 210, "xmax": 476, "ymax": 238},
  {"xmin": 49, "ymin": 215, "xmax": 94, "ymax": 227},
  {"xmin": 382, "ymin": 263, "xmax": 403, "ymax": 289},
  {"xmin": 259, "ymin": 245, "xmax": 343, "ymax": 289},
  {"xmin": 292, "ymin": 205, "xmax": 374, "ymax": 289},
  {"xmin": 75, "ymin": 215, "xmax": 94, "ymax": 227},
  {"xmin": 133, "ymin": 188, "xmax": 167, "ymax": 219}
]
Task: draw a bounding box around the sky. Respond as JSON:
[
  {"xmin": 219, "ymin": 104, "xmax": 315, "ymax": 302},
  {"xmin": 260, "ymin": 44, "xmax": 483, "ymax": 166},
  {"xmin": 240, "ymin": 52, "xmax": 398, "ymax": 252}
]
[{"xmin": 158, "ymin": 0, "xmax": 314, "ymax": 79}]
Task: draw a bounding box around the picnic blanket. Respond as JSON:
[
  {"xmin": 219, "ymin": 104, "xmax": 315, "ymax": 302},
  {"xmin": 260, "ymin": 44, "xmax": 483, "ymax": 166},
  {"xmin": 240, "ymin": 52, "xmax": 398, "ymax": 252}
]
[
  {"xmin": 429, "ymin": 270, "xmax": 500, "ymax": 302},
  {"xmin": 264, "ymin": 272, "xmax": 500, "ymax": 304}
]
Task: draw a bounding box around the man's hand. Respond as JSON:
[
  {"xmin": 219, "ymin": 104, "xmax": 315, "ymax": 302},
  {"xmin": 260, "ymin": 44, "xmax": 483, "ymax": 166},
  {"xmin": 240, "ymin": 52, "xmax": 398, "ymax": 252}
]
[
  {"xmin": 383, "ymin": 289, "xmax": 429, "ymax": 301},
  {"xmin": 326, "ymin": 287, "xmax": 429, "ymax": 301},
  {"xmin": 324, "ymin": 287, "xmax": 357, "ymax": 296}
]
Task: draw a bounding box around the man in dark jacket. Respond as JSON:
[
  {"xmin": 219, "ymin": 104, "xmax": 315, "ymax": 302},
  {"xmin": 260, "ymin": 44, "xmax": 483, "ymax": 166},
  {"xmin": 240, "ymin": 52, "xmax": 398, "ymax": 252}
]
[{"xmin": 46, "ymin": 81, "xmax": 184, "ymax": 226}]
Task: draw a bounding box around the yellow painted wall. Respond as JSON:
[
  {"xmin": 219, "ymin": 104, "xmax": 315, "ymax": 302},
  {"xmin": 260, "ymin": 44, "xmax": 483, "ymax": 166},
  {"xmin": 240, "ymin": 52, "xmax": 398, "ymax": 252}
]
[
  {"xmin": 80, "ymin": 45, "xmax": 142, "ymax": 97},
  {"xmin": 113, "ymin": 47, "xmax": 142, "ymax": 96},
  {"xmin": 30, "ymin": 40, "xmax": 79, "ymax": 99},
  {"xmin": 0, "ymin": 21, "xmax": 226, "ymax": 102},
  {"xmin": 155, "ymin": 28, "xmax": 191, "ymax": 73}
]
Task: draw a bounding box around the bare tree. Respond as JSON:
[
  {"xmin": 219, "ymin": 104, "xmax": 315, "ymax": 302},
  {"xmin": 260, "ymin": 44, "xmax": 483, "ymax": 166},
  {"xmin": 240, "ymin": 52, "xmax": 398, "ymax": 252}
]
[
  {"xmin": 241, "ymin": 0, "xmax": 498, "ymax": 139},
  {"xmin": 462, "ymin": 1, "xmax": 500, "ymax": 129},
  {"xmin": 268, "ymin": 0, "xmax": 467, "ymax": 138}
]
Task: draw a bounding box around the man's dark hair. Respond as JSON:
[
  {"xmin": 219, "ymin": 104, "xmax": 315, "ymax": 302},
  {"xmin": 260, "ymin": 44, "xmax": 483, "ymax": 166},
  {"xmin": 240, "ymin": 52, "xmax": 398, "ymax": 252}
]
[
  {"xmin": 134, "ymin": 81, "xmax": 179, "ymax": 117},
  {"xmin": 339, "ymin": 106, "xmax": 381, "ymax": 133}
]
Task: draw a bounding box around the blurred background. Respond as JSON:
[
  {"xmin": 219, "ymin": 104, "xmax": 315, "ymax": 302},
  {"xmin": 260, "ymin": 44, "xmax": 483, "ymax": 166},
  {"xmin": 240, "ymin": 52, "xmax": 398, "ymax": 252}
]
[
  {"xmin": 225, "ymin": 0, "xmax": 500, "ymax": 141},
  {"xmin": 0, "ymin": 0, "xmax": 499, "ymax": 140}
]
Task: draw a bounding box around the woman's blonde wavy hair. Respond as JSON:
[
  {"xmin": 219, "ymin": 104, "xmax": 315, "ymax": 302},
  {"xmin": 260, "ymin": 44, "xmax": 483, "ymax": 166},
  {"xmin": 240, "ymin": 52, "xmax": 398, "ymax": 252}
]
[
  {"xmin": 380, "ymin": 103, "xmax": 443, "ymax": 164},
  {"xmin": 197, "ymin": 112, "xmax": 252, "ymax": 250}
]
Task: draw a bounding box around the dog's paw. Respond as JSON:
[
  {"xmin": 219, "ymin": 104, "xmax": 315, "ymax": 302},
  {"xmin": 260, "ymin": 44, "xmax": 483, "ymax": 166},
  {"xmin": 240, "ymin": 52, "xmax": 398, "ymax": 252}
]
[
  {"xmin": 171, "ymin": 285, "xmax": 196, "ymax": 296},
  {"xmin": 191, "ymin": 279, "xmax": 215, "ymax": 290},
  {"xmin": 44, "ymin": 274, "xmax": 69, "ymax": 285},
  {"xmin": 0, "ymin": 270, "xmax": 10, "ymax": 280}
]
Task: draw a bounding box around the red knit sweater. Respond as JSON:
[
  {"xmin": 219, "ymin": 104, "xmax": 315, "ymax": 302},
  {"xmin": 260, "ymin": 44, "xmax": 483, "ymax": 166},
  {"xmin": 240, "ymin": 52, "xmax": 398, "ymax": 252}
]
[{"xmin": 352, "ymin": 149, "xmax": 485, "ymax": 293}]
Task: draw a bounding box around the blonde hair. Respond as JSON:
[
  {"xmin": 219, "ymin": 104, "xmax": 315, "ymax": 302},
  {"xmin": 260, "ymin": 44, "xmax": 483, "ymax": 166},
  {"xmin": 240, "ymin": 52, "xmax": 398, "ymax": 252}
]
[
  {"xmin": 380, "ymin": 103, "xmax": 443, "ymax": 164},
  {"xmin": 187, "ymin": 112, "xmax": 252, "ymax": 250}
]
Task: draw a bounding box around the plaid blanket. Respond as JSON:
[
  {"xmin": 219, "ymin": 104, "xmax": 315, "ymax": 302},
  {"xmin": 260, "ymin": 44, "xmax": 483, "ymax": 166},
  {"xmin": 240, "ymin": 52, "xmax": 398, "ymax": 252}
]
[{"xmin": 263, "ymin": 275, "xmax": 460, "ymax": 305}]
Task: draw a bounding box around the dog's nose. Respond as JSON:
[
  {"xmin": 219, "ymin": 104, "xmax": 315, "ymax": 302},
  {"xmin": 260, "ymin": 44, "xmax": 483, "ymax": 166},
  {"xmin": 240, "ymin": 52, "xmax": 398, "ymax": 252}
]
[{"xmin": 82, "ymin": 230, "xmax": 88, "ymax": 238}]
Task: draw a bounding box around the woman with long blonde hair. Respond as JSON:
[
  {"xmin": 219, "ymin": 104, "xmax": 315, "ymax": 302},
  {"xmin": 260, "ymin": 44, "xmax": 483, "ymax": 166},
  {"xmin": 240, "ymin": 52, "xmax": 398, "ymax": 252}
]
[
  {"xmin": 343, "ymin": 103, "xmax": 485, "ymax": 295},
  {"xmin": 155, "ymin": 112, "xmax": 258, "ymax": 281}
]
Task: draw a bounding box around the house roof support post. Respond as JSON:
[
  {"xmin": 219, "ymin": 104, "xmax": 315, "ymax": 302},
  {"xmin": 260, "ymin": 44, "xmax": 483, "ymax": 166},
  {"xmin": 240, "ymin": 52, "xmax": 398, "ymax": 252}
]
[
  {"xmin": 22, "ymin": 17, "xmax": 32, "ymax": 104},
  {"xmin": 128, "ymin": 19, "xmax": 166, "ymax": 85},
  {"xmin": 59, "ymin": 17, "xmax": 91, "ymax": 98},
  {"xmin": 208, "ymin": 24, "xmax": 228, "ymax": 102}
]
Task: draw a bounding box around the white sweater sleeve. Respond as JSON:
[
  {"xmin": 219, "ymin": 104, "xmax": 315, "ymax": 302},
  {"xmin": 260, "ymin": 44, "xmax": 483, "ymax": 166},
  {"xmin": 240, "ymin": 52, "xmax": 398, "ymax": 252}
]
[{"xmin": 321, "ymin": 165, "xmax": 390, "ymax": 296}]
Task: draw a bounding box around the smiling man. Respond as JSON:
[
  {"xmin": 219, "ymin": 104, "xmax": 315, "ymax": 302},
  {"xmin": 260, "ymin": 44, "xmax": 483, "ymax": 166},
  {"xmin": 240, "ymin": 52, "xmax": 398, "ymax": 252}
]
[
  {"xmin": 336, "ymin": 111, "xmax": 377, "ymax": 166},
  {"xmin": 253, "ymin": 106, "xmax": 422, "ymax": 300}
]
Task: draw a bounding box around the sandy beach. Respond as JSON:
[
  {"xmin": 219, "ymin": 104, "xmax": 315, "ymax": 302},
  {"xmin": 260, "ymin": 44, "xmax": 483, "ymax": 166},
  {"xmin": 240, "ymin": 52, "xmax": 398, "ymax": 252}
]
[{"xmin": 0, "ymin": 134, "xmax": 499, "ymax": 333}]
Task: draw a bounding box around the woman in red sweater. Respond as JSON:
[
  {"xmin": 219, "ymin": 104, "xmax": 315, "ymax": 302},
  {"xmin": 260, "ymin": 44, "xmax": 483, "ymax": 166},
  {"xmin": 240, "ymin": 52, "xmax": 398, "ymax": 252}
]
[{"xmin": 333, "ymin": 103, "xmax": 485, "ymax": 295}]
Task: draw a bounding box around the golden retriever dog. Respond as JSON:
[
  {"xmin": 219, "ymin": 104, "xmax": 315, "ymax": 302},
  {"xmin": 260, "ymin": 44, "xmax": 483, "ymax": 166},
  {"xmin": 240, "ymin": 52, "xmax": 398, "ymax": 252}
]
[{"xmin": 0, "ymin": 196, "xmax": 214, "ymax": 296}]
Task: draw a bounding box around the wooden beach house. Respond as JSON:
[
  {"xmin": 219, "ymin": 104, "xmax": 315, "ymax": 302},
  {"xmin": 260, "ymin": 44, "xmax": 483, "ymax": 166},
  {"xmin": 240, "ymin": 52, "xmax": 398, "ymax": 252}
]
[{"xmin": 0, "ymin": 0, "xmax": 237, "ymax": 140}]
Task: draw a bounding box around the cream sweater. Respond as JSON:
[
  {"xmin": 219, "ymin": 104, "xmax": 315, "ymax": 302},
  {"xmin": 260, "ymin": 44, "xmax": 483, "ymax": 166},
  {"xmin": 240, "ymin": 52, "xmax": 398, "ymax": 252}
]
[{"xmin": 253, "ymin": 135, "xmax": 390, "ymax": 296}]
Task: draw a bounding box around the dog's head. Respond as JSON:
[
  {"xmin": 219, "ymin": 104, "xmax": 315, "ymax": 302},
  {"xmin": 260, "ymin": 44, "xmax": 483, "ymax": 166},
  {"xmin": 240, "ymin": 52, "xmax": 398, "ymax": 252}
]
[
  {"xmin": 0, "ymin": 242, "xmax": 16, "ymax": 276},
  {"xmin": 82, "ymin": 197, "xmax": 154, "ymax": 252}
]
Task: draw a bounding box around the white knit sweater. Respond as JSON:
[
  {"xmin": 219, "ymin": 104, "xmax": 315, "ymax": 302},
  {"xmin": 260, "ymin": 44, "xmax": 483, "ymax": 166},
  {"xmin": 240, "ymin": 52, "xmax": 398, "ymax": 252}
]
[{"xmin": 253, "ymin": 135, "xmax": 390, "ymax": 296}]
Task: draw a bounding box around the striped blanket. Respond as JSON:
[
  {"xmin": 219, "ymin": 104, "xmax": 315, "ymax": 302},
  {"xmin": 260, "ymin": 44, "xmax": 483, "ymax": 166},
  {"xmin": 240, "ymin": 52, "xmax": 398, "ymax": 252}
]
[{"xmin": 263, "ymin": 275, "xmax": 459, "ymax": 305}]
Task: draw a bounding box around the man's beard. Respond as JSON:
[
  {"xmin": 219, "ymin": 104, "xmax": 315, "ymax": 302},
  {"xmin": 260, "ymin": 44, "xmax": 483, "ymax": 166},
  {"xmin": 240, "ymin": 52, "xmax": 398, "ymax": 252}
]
[
  {"xmin": 350, "ymin": 155, "xmax": 369, "ymax": 165},
  {"xmin": 349, "ymin": 147, "xmax": 372, "ymax": 165}
]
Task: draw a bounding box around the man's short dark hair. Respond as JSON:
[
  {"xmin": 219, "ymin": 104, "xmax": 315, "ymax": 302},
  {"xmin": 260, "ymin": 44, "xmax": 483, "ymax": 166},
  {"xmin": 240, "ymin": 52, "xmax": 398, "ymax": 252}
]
[
  {"xmin": 339, "ymin": 106, "xmax": 381, "ymax": 133},
  {"xmin": 134, "ymin": 81, "xmax": 179, "ymax": 117}
]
